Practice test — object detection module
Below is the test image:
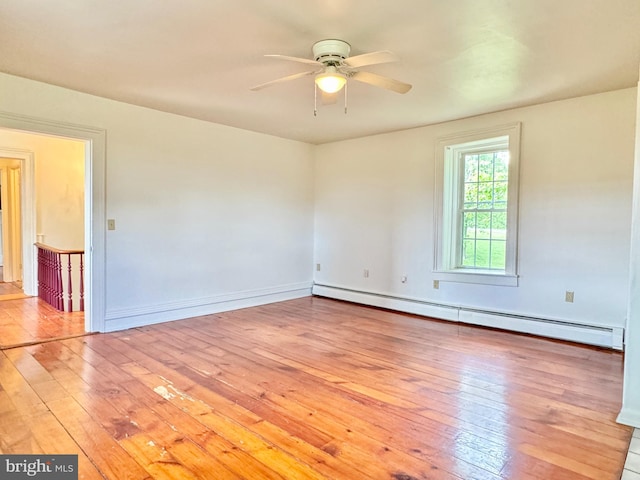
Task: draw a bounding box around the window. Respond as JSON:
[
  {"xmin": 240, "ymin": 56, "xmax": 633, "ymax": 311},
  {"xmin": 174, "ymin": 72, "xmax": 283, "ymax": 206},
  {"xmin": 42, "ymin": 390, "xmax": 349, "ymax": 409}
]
[{"xmin": 434, "ymin": 123, "xmax": 521, "ymax": 286}]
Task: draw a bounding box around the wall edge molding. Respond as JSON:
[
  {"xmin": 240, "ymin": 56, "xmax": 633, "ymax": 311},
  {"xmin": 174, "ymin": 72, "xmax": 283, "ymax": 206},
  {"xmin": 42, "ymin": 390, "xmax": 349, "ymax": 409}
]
[
  {"xmin": 617, "ymin": 407, "xmax": 640, "ymax": 428},
  {"xmin": 104, "ymin": 282, "xmax": 312, "ymax": 332}
]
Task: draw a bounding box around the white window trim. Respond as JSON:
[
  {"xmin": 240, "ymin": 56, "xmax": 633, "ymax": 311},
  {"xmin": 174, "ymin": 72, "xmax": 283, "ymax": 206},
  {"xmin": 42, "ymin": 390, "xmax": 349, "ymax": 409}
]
[{"xmin": 434, "ymin": 122, "xmax": 521, "ymax": 287}]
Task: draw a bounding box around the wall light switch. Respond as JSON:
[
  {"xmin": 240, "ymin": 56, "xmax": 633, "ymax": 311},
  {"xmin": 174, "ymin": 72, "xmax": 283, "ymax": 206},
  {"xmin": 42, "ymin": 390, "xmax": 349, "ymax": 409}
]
[{"xmin": 107, "ymin": 219, "xmax": 116, "ymax": 231}]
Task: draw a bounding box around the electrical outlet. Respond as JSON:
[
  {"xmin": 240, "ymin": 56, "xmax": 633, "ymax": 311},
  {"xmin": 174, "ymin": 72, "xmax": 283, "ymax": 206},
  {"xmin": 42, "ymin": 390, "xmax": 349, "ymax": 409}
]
[
  {"xmin": 433, "ymin": 280, "xmax": 440, "ymax": 289},
  {"xmin": 364, "ymin": 269, "xmax": 369, "ymax": 278},
  {"xmin": 316, "ymin": 263, "xmax": 321, "ymax": 272},
  {"xmin": 565, "ymin": 291, "xmax": 574, "ymax": 303}
]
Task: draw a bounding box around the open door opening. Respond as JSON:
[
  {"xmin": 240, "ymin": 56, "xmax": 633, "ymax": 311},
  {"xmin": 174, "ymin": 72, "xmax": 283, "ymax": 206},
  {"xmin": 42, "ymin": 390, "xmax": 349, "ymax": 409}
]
[
  {"xmin": 0, "ymin": 159, "xmax": 26, "ymax": 301},
  {"xmin": 0, "ymin": 161, "xmax": 23, "ymax": 286},
  {"xmin": 0, "ymin": 128, "xmax": 92, "ymax": 347},
  {"xmin": 0, "ymin": 113, "xmax": 106, "ymax": 335}
]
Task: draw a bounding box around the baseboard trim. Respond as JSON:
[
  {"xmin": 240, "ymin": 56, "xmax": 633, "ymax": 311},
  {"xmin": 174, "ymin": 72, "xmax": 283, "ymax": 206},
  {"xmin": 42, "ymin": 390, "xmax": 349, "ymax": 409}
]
[
  {"xmin": 312, "ymin": 283, "xmax": 623, "ymax": 350},
  {"xmin": 617, "ymin": 407, "xmax": 640, "ymax": 428},
  {"xmin": 104, "ymin": 282, "xmax": 312, "ymax": 332}
]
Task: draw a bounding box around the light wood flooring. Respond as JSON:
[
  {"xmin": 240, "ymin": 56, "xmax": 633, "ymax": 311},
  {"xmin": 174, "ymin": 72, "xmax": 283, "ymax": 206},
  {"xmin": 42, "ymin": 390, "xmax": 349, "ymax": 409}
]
[
  {"xmin": 0, "ymin": 296, "xmax": 86, "ymax": 349},
  {"xmin": 0, "ymin": 276, "xmax": 26, "ymax": 300},
  {"xmin": 0, "ymin": 296, "xmax": 633, "ymax": 479},
  {"xmin": 0, "ymin": 265, "xmax": 85, "ymax": 348}
]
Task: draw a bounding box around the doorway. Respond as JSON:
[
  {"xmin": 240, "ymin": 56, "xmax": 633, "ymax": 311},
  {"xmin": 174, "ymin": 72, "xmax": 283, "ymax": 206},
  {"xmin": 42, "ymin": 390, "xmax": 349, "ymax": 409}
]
[
  {"xmin": 0, "ymin": 160, "xmax": 22, "ymax": 286},
  {"xmin": 0, "ymin": 134, "xmax": 87, "ymax": 348},
  {"xmin": 0, "ymin": 112, "xmax": 106, "ymax": 335},
  {"xmin": 0, "ymin": 158, "xmax": 25, "ymax": 299}
]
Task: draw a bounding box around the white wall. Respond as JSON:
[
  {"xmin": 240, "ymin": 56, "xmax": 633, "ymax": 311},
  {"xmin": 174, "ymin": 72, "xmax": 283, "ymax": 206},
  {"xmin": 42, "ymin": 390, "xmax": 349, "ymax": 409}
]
[
  {"xmin": 0, "ymin": 72, "xmax": 315, "ymax": 330},
  {"xmin": 619, "ymin": 73, "xmax": 640, "ymax": 428},
  {"xmin": 314, "ymin": 88, "xmax": 637, "ymax": 334}
]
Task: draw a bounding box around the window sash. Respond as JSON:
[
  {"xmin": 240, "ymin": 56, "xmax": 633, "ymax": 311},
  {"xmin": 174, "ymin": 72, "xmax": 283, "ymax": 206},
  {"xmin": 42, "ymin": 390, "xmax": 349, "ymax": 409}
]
[{"xmin": 455, "ymin": 149, "xmax": 509, "ymax": 270}]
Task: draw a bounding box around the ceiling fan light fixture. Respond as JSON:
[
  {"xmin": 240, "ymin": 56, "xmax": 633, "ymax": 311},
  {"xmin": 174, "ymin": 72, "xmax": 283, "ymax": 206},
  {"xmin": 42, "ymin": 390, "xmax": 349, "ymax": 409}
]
[{"xmin": 315, "ymin": 67, "xmax": 347, "ymax": 93}]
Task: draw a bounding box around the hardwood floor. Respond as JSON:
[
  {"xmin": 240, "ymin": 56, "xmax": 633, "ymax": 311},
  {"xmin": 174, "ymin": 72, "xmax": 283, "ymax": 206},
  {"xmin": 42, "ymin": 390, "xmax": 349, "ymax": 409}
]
[
  {"xmin": 0, "ymin": 296, "xmax": 86, "ymax": 349},
  {"xmin": 0, "ymin": 277, "xmax": 27, "ymax": 301},
  {"xmin": 0, "ymin": 296, "xmax": 632, "ymax": 479}
]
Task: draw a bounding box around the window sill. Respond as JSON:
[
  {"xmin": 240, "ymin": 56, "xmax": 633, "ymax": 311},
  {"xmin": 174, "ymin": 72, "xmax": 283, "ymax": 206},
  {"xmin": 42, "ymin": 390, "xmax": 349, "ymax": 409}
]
[{"xmin": 434, "ymin": 270, "xmax": 519, "ymax": 287}]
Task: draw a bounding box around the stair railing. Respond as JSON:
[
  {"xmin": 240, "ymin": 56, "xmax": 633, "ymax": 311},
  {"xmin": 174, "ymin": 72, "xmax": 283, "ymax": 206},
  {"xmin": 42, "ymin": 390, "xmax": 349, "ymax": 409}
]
[{"xmin": 35, "ymin": 243, "xmax": 85, "ymax": 312}]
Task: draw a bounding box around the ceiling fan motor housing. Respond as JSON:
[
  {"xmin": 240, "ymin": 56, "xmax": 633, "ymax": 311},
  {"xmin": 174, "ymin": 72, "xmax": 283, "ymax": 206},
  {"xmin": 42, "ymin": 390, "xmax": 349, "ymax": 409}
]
[{"xmin": 312, "ymin": 39, "xmax": 351, "ymax": 65}]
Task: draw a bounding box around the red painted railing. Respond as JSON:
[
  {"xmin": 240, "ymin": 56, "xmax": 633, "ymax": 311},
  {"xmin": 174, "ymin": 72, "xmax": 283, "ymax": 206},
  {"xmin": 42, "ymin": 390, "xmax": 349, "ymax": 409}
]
[{"xmin": 35, "ymin": 243, "xmax": 84, "ymax": 312}]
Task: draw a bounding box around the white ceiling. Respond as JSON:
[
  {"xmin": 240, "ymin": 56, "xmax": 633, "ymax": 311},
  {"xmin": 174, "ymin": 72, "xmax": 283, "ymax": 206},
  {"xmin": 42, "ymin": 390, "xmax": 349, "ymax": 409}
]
[{"xmin": 0, "ymin": 1, "xmax": 639, "ymax": 144}]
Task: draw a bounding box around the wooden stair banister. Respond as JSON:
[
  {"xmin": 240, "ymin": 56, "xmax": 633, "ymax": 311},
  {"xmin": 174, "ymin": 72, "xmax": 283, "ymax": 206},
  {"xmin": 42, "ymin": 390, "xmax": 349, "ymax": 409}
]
[{"xmin": 35, "ymin": 242, "xmax": 85, "ymax": 312}]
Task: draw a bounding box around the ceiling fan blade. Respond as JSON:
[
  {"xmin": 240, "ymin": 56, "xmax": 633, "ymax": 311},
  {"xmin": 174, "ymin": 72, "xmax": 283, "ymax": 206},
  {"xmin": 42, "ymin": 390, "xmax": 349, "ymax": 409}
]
[
  {"xmin": 343, "ymin": 50, "xmax": 399, "ymax": 68},
  {"xmin": 321, "ymin": 91, "xmax": 338, "ymax": 105},
  {"xmin": 351, "ymin": 71, "xmax": 412, "ymax": 94},
  {"xmin": 250, "ymin": 70, "xmax": 316, "ymax": 91},
  {"xmin": 264, "ymin": 54, "xmax": 322, "ymax": 66}
]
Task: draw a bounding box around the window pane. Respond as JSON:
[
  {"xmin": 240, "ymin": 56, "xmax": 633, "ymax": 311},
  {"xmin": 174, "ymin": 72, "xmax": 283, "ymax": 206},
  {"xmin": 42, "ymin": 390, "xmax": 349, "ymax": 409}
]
[
  {"xmin": 476, "ymin": 212, "xmax": 491, "ymax": 238},
  {"xmin": 492, "ymin": 212, "xmax": 507, "ymax": 240},
  {"xmin": 490, "ymin": 240, "xmax": 506, "ymax": 269},
  {"xmin": 479, "ymin": 155, "xmax": 493, "ymax": 181},
  {"xmin": 494, "ymin": 181, "xmax": 508, "ymax": 205},
  {"xmin": 475, "ymin": 240, "xmax": 491, "ymax": 268},
  {"xmin": 462, "ymin": 240, "xmax": 476, "ymax": 267},
  {"xmin": 464, "ymin": 154, "xmax": 478, "ymax": 182},
  {"xmin": 463, "ymin": 212, "xmax": 476, "ymax": 239},
  {"xmin": 478, "ymin": 182, "xmax": 493, "ymax": 209},
  {"xmin": 464, "ymin": 183, "xmax": 478, "ymax": 209}
]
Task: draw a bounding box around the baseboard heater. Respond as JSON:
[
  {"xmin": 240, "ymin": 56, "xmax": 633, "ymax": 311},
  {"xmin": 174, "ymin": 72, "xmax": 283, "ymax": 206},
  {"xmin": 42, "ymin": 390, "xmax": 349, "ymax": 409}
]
[{"xmin": 312, "ymin": 283, "xmax": 624, "ymax": 350}]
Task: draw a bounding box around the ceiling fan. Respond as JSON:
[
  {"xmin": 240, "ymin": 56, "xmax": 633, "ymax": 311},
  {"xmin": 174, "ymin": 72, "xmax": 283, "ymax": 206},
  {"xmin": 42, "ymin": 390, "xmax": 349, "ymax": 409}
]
[{"xmin": 251, "ymin": 39, "xmax": 412, "ymax": 113}]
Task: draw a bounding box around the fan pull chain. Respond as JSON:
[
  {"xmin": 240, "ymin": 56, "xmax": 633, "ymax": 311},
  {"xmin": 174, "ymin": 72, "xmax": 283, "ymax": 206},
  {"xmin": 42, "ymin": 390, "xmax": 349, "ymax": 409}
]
[
  {"xmin": 313, "ymin": 84, "xmax": 318, "ymax": 117},
  {"xmin": 344, "ymin": 82, "xmax": 348, "ymax": 114}
]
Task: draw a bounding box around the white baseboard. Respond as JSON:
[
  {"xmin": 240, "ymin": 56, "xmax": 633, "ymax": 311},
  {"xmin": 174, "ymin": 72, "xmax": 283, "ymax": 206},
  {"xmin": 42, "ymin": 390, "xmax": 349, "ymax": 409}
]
[
  {"xmin": 312, "ymin": 283, "xmax": 624, "ymax": 350},
  {"xmin": 313, "ymin": 283, "xmax": 459, "ymax": 321},
  {"xmin": 617, "ymin": 407, "xmax": 640, "ymax": 428},
  {"xmin": 104, "ymin": 282, "xmax": 312, "ymax": 332}
]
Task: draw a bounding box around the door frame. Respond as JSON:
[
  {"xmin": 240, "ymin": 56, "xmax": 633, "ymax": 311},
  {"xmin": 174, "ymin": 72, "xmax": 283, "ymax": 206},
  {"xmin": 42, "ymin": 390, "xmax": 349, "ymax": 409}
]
[{"xmin": 0, "ymin": 110, "xmax": 106, "ymax": 332}]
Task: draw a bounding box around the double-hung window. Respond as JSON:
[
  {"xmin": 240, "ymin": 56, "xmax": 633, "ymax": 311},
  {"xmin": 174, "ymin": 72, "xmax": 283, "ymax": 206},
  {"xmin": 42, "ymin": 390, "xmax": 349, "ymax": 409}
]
[{"xmin": 434, "ymin": 123, "xmax": 521, "ymax": 286}]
